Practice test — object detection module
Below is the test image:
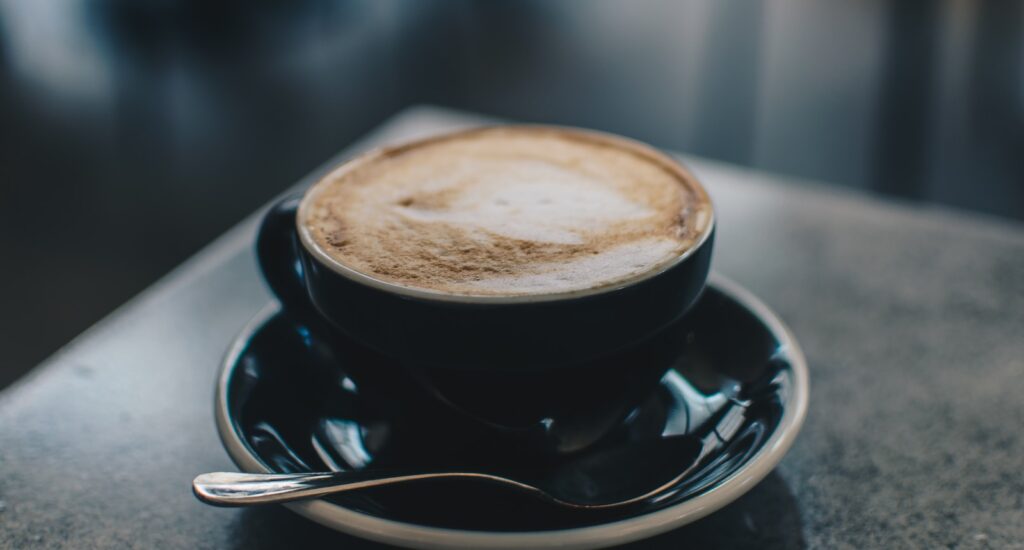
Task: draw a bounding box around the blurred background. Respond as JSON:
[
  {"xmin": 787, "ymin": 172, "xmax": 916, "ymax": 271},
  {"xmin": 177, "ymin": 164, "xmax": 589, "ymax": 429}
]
[{"xmin": 1, "ymin": 0, "xmax": 1021, "ymax": 388}]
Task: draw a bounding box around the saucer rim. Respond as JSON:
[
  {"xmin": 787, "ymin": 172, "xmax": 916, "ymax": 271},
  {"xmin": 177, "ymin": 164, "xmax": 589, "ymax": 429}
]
[{"xmin": 214, "ymin": 273, "xmax": 809, "ymax": 550}]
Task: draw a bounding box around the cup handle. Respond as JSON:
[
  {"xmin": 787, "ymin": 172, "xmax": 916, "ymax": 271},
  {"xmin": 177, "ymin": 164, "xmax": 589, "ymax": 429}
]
[{"xmin": 256, "ymin": 194, "xmax": 318, "ymax": 322}]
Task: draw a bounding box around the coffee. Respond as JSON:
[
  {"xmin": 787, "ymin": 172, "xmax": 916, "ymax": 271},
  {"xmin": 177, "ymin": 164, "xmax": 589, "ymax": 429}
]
[{"xmin": 300, "ymin": 126, "xmax": 712, "ymax": 296}]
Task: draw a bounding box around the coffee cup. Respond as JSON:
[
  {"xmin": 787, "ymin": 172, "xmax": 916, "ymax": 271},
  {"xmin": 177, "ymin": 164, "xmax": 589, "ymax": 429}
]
[
  {"xmin": 256, "ymin": 126, "xmax": 714, "ymax": 457},
  {"xmin": 256, "ymin": 126, "xmax": 714, "ymax": 372}
]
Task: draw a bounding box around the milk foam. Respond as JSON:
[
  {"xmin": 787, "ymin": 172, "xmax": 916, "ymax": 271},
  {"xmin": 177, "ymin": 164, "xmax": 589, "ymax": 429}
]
[{"xmin": 302, "ymin": 127, "xmax": 711, "ymax": 296}]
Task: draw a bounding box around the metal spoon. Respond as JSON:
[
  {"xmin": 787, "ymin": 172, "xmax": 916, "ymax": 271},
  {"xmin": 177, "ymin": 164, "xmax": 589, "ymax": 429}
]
[{"xmin": 195, "ymin": 401, "xmax": 747, "ymax": 510}]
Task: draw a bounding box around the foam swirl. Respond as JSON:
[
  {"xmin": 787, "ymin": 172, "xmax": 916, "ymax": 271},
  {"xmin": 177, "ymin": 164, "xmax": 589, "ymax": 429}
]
[{"xmin": 302, "ymin": 126, "xmax": 711, "ymax": 296}]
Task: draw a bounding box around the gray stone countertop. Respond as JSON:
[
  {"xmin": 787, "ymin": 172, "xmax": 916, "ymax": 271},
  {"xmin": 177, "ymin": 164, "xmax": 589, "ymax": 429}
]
[{"xmin": 1, "ymin": 107, "xmax": 1022, "ymax": 549}]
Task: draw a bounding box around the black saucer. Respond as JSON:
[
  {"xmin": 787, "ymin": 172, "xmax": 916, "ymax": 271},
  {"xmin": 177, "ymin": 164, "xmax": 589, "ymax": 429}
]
[{"xmin": 215, "ymin": 276, "xmax": 808, "ymax": 548}]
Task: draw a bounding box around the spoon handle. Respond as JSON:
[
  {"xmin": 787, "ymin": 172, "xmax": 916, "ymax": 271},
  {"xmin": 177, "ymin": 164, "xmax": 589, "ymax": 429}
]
[{"xmin": 193, "ymin": 470, "xmax": 454, "ymax": 506}]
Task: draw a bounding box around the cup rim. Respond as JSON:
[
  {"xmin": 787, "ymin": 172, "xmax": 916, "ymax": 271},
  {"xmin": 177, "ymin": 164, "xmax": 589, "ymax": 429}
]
[{"xmin": 295, "ymin": 125, "xmax": 715, "ymax": 305}]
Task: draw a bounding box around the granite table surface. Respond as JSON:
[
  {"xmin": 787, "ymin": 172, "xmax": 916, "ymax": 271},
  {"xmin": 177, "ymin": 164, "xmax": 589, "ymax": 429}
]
[{"xmin": 1, "ymin": 107, "xmax": 1022, "ymax": 549}]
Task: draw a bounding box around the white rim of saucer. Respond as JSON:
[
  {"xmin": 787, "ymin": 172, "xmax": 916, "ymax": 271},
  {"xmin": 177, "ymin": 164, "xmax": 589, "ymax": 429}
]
[{"xmin": 214, "ymin": 273, "xmax": 809, "ymax": 550}]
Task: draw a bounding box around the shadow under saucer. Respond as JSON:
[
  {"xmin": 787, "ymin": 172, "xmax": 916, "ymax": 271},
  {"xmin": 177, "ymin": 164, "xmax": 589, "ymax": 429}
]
[{"xmin": 227, "ymin": 471, "xmax": 804, "ymax": 550}]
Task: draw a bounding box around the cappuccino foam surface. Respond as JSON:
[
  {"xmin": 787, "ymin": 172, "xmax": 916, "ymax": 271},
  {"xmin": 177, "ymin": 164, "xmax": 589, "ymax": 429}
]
[{"xmin": 302, "ymin": 127, "xmax": 711, "ymax": 296}]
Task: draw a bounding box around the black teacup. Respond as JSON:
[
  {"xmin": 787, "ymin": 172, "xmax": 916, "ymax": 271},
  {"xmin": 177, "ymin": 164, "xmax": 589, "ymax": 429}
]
[{"xmin": 255, "ymin": 126, "xmax": 715, "ymax": 454}]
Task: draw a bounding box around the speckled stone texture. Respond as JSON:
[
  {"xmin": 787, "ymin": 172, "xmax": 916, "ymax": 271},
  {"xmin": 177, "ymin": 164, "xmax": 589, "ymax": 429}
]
[{"xmin": 1, "ymin": 107, "xmax": 1022, "ymax": 549}]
